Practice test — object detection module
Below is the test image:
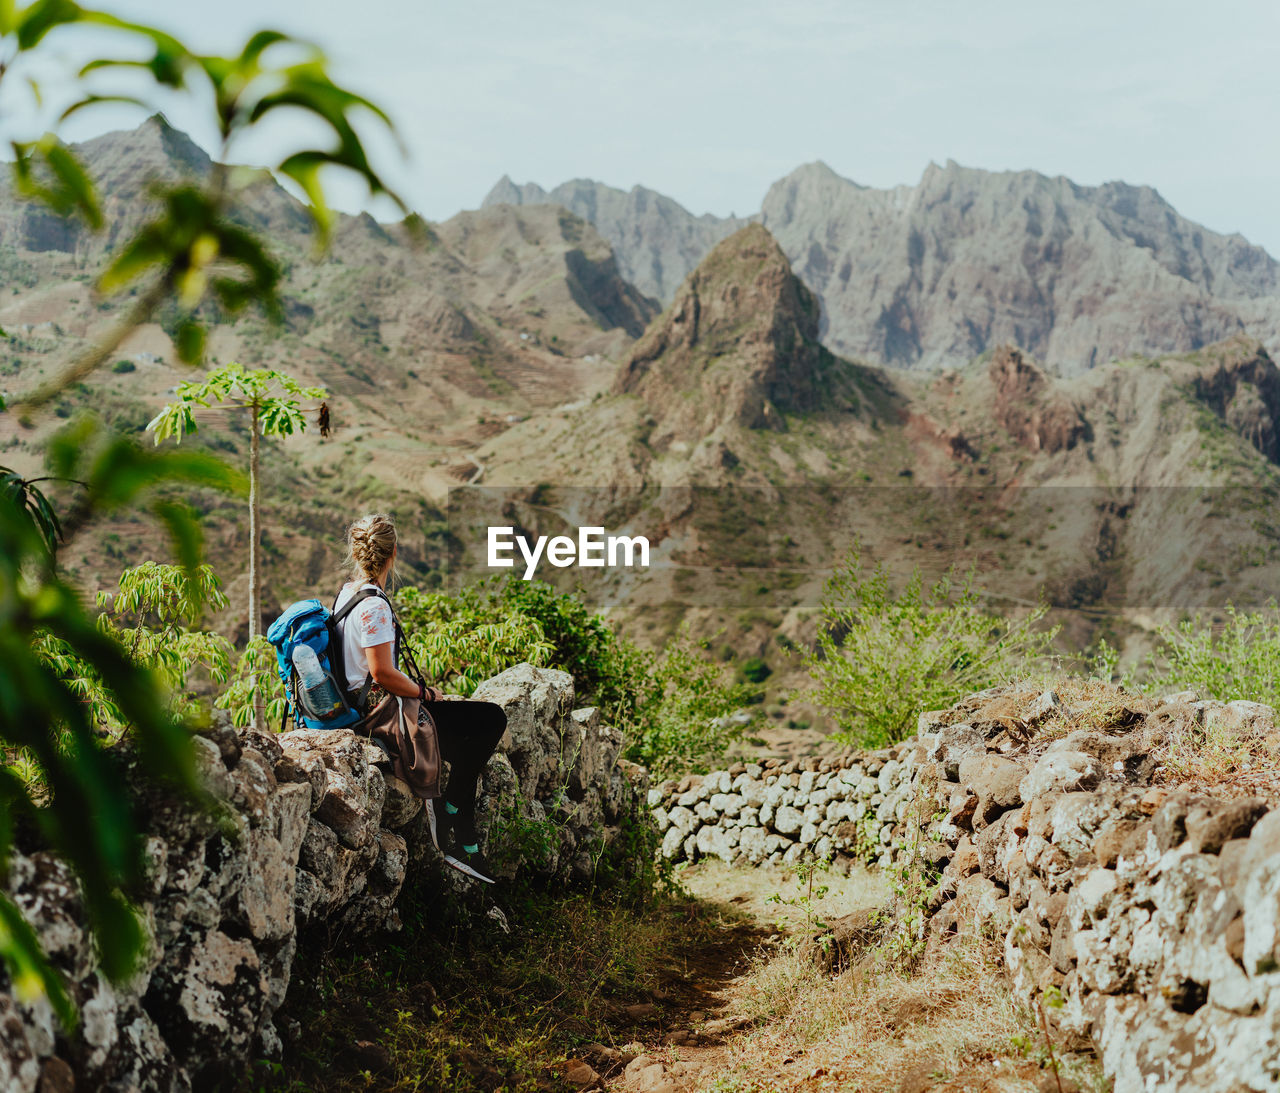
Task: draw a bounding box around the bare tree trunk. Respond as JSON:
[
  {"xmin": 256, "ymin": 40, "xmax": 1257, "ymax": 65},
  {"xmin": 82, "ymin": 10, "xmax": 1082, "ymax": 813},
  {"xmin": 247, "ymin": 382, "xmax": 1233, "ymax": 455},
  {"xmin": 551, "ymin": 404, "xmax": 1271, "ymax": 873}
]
[{"xmin": 249, "ymin": 402, "xmax": 263, "ymax": 731}]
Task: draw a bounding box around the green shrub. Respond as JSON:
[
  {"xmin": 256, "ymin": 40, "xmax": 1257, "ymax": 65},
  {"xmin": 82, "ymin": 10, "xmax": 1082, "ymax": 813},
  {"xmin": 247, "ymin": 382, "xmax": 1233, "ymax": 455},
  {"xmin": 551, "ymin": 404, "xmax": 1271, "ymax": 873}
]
[
  {"xmin": 216, "ymin": 636, "xmax": 286, "ymax": 728},
  {"xmin": 395, "ymin": 578, "xmax": 748, "ymax": 774},
  {"xmin": 806, "ymin": 543, "xmax": 1057, "ymax": 748},
  {"xmin": 625, "ymin": 624, "xmax": 754, "ymax": 776},
  {"xmin": 36, "ymin": 563, "xmax": 233, "ymax": 739},
  {"xmin": 111, "ymin": 359, "xmax": 136, "ymax": 374},
  {"xmin": 1144, "ymin": 604, "xmax": 1280, "ymax": 704},
  {"xmin": 741, "ymin": 656, "xmax": 771, "ymax": 683},
  {"xmin": 396, "ymin": 577, "xmax": 628, "ymax": 708},
  {"xmin": 394, "ymin": 581, "xmax": 556, "ymax": 695}
]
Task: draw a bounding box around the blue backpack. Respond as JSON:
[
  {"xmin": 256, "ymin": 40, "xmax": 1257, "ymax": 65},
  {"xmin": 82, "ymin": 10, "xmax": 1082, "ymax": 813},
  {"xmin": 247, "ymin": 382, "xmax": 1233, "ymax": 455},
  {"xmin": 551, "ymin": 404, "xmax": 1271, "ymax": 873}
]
[{"xmin": 266, "ymin": 588, "xmax": 386, "ymax": 731}]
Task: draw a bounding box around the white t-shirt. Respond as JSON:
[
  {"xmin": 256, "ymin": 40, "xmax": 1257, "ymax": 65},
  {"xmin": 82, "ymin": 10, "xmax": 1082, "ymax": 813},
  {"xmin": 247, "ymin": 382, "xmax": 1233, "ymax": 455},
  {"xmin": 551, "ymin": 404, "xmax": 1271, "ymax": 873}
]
[{"xmin": 334, "ymin": 582, "xmax": 395, "ymax": 693}]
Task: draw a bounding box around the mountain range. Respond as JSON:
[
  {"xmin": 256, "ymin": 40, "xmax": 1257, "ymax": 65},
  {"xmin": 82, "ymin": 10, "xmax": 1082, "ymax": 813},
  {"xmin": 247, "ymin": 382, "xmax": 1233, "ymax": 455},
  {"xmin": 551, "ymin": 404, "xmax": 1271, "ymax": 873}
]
[
  {"xmin": 4, "ymin": 117, "xmax": 1280, "ymax": 726},
  {"xmin": 486, "ymin": 160, "xmax": 1280, "ymax": 374}
]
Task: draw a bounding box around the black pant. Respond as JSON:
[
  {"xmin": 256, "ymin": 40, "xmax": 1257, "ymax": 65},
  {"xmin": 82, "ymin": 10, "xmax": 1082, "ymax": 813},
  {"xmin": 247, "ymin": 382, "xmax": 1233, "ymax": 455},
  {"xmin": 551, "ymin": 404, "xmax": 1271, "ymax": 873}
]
[{"xmin": 426, "ymin": 699, "xmax": 506, "ymax": 819}]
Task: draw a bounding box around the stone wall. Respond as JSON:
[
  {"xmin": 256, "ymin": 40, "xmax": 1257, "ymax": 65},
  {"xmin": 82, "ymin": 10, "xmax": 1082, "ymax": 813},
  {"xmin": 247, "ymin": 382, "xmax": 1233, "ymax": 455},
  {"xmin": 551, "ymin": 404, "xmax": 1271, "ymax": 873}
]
[
  {"xmin": 657, "ymin": 684, "xmax": 1280, "ymax": 1093},
  {"xmin": 648, "ymin": 746, "xmax": 913, "ymax": 870},
  {"xmin": 0, "ymin": 664, "xmax": 649, "ymax": 1093},
  {"xmin": 911, "ymin": 686, "xmax": 1280, "ymax": 1093}
]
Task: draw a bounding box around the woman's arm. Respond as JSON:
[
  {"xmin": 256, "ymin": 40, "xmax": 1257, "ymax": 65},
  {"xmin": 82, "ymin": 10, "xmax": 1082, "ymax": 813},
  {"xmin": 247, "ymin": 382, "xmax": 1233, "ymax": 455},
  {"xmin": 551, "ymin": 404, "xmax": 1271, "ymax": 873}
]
[
  {"xmin": 364, "ymin": 641, "xmax": 419, "ymax": 698},
  {"xmin": 363, "ymin": 642, "xmax": 443, "ymax": 701}
]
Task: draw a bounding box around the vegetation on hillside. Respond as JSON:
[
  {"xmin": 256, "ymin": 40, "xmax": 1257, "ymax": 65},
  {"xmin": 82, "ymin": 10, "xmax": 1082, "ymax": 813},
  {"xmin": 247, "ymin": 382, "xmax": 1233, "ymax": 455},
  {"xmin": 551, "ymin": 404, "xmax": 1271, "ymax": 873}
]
[
  {"xmin": 806, "ymin": 543, "xmax": 1058, "ymax": 748},
  {"xmin": 1141, "ymin": 604, "xmax": 1280, "ymax": 705}
]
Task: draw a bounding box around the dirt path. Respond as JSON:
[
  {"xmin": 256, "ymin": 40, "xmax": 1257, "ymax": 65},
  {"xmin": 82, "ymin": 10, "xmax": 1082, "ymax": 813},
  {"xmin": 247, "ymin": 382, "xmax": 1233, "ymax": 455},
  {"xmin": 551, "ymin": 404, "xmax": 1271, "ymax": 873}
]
[
  {"xmin": 571, "ymin": 862, "xmax": 888, "ymax": 1093},
  {"xmin": 572, "ymin": 862, "xmax": 1098, "ymax": 1093}
]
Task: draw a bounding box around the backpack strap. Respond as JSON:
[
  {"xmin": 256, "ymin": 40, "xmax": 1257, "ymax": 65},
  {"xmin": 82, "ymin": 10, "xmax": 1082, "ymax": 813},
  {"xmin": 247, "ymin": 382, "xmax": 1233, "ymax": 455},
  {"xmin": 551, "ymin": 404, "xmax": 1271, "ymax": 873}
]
[
  {"xmin": 331, "ymin": 586, "xmax": 384, "ymax": 625},
  {"xmin": 393, "ymin": 612, "xmax": 426, "ymax": 687}
]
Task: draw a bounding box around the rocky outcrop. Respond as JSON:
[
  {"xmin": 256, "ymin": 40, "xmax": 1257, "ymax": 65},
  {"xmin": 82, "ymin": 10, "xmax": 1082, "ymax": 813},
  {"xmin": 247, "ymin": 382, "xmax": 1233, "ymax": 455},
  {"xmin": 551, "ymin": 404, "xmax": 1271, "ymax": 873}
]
[
  {"xmin": 1187, "ymin": 335, "xmax": 1280, "ymax": 463},
  {"xmin": 988, "ymin": 344, "xmax": 1090, "ymax": 453},
  {"xmin": 481, "ymin": 175, "xmax": 751, "ymax": 305},
  {"xmin": 0, "ymin": 664, "xmax": 649, "ymax": 1092},
  {"xmin": 614, "ymin": 224, "xmax": 839, "ymax": 447},
  {"xmin": 430, "ymin": 203, "xmax": 660, "ymax": 343}
]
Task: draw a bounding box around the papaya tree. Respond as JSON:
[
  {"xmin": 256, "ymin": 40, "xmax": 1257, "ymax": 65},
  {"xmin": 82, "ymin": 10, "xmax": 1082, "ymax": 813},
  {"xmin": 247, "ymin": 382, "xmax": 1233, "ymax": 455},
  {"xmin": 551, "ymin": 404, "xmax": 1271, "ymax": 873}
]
[{"xmin": 147, "ymin": 363, "xmax": 326, "ymax": 643}]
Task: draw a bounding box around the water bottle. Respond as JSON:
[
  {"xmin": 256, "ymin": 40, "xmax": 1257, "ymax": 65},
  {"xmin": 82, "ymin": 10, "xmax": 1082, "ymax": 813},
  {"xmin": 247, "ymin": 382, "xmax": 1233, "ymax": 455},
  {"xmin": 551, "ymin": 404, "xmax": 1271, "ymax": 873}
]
[{"xmin": 291, "ymin": 644, "xmax": 345, "ymax": 720}]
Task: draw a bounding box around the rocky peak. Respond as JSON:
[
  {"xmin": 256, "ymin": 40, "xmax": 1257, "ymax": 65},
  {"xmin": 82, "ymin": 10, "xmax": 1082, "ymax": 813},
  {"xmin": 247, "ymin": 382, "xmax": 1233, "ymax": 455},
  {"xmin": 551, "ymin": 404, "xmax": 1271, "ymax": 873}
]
[
  {"xmin": 761, "ymin": 161, "xmax": 865, "ymax": 226},
  {"xmin": 75, "ymin": 113, "xmax": 212, "ymax": 189},
  {"xmin": 481, "ymin": 175, "xmax": 548, "ymax": 207},
  {"xmin": 0, "ymin": 115, "xmax": 220, "ymax": 256},
  {"xmin": 433, "ymin": 202, "xmax": 658, "ymax": 339},
  {"xmin": 614, "ymin": 223, "xmax": 835, "ymax": 444},
  {"xmin": 988, "ymin": 344, "xmax": 1090, "ymax": 454},
  {"xmin": 1187, "ymin": 335, "xmax": 1280, "ymax": 462}
]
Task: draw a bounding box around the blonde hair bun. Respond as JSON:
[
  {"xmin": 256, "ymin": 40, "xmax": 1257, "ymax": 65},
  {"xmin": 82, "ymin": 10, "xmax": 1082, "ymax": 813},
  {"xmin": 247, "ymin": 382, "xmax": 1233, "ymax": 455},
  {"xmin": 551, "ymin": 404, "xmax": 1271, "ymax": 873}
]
[{"xmin": 345, "ymin": 513, "xmax": 397, "ymax": 582}]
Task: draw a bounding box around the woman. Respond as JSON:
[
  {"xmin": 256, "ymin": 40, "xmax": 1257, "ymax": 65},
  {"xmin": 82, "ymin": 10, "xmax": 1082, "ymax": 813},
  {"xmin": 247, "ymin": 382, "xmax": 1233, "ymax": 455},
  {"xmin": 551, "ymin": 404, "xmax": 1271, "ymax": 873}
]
[{"xmin": 336, "ymin": 512, "xmax": 506, "ymax": 884}]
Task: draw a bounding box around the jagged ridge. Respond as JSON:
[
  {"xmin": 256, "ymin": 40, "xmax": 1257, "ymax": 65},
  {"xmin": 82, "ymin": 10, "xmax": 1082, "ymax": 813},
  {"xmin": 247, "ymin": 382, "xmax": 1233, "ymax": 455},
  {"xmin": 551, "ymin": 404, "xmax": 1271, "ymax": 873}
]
[{"xmin": 484, "ymin": 159, "xmax": 1280, "ymax": 375}]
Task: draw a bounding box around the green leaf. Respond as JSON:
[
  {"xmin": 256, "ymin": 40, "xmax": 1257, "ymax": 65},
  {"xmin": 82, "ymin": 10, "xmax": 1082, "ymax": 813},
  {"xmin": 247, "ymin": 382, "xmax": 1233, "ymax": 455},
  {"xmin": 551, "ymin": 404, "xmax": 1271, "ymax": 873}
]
[
  {"xmin": 59, "ymin": 92, "xmax": 149, "ymax": 124},
  {"xmin": 49, "ymin": 416, "xmax": 245, "ymax": 503},
  {"xmin": 99, "ymin": 185, "xmax": 284, "ymax": 323},
  {"xmin": 276, "ymin": 150, "xmax": 333, "ymax": 242},
  {"xmin": 247, "ymin": 60, "xmax": 408, "ymax": 230},
  {"xmin": 43, "ymin": 413, "xmax": 98, "ymax": 478},
  {"xmin": 79, "ymin": 18, "xmax": 192, "ymax": 89},
  {"xmin": 11, "ymin": 133, "xmax": 102, "ymax": 230},
  {"xmin": 97, "ymin": 223, "xmax": 171, "ymax": 294},
  {"xmin": 12, "ymin": 0, "xmax": 89, "ymax": 51},
  {"xmin": 1, "ymin": 466, "xmax": 64, "ymax": 556},
  {"xmin": 174, "ymin": 318, "xmax": 205, "ymax": 364},
  {"xmin": 0, "ymin": 895, "xmax": 75, "ymax": 1030},
  {"xmin": 42, "ymin": 138, "xmax": 103, "ymax": 230},
  {"xmin": 151, "ymin": 499, "xmax": 203, "ymax": 577},
  {"xmin": 237, "ymin": 28, "xmax": 289, "ymax": 66}
]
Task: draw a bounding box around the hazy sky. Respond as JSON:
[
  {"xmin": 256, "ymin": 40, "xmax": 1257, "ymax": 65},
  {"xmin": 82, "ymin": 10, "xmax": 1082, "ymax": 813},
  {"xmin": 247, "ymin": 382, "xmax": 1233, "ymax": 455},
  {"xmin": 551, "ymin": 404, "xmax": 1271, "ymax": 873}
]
[{"xmin": 26, "ymin": 0, "xmax": 1280, "ymax": 254}]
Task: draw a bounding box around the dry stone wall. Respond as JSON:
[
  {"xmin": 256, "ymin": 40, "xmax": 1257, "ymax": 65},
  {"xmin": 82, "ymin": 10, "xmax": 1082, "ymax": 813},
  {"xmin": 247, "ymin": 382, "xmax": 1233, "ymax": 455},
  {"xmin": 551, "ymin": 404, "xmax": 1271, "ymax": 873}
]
[
  {"xmin": 911, "ymin": 687, "xmax": 1280, "ymax": 1093},
  {"xmin": 648, "ymin": 746, "xmax": 913, "ymax": 871},
  {"xmin": 657, "ymin": 684, "xmax": 1280, "ymax": 1093},
  {"xmin": 0, "ymin": 664, "xmax": 649, "ymax": 1093}
]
